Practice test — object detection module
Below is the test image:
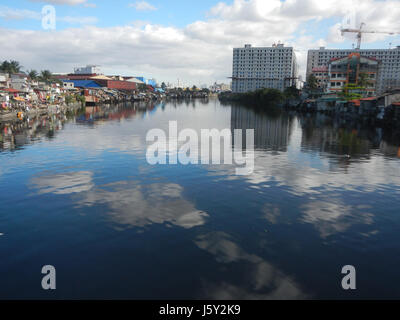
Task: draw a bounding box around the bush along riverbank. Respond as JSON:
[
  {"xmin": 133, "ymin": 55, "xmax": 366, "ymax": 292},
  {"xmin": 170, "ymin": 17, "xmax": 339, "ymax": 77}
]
[{"xmin": 219, "ymin": 86, "xmax": 301, "ymax": 109}]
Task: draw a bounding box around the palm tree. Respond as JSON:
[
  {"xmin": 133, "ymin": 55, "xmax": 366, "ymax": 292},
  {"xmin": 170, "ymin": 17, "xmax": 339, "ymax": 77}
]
[
  {"xmin": 0, "ymin": 61, "xmax": 10, "ymax": 73},
  {"xmin": 40, "ymin": 70, "xmax": 52, "ymax": 83},
  {"xmin": 9, "ymin": 60, "xmax": 22, "ymax": 73},
  {"xmin": 0, "ymin": 60, "xmax": 23, "ymax": 74},
  {"xmin": 28, "ymin": 70, "xmax": 39, "ymax": 80}
]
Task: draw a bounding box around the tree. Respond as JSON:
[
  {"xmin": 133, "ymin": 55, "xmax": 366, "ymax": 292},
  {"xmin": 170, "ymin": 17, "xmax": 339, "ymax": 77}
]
[
  {"xmin": 28, "ymin": 70, "xmax": 39, "ymax": 80},
  {"xmin": 284, "ymin": 85, "xmax": 300, "ymax": 99},
  {"xmin": 161, "ymin": 82, "xmax": 167, "ymax": 90},
  {"xmin": 192, "ymin": 85, "xmax": 197, "ymax": 91},
  {"xmin": 0, "ymin": 60, "xmax": 22, "ymax": 74},
  {"xmin": 307, "ymin": 74, "xmax": 318, "ymax": 90},
  {"xmin": 40, "ymin": 70, "xmax": 52, "ymax": 82},
  {"xmin": 9, "ymin": 60, "xmax": 22, "ymax": 73}
]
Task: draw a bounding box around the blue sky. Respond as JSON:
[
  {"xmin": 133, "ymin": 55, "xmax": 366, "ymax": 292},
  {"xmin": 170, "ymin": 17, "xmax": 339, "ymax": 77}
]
[
  {"xmin": 0, "ymin": 0, "xmax": 399, "ymax": 85},
  {"xmin": 0, "ymin": 0, "xmax": 220, "ymax": 30}
]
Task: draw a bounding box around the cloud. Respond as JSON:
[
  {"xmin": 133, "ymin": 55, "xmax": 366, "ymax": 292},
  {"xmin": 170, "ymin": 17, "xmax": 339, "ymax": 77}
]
[
  {"xmin": 84, "ymin": 3, "xmax": 96, "ymax": 8},
  {"xmin": 195, "ymin": 232, "xmax": 309, "ymax": 299},
  {"xmin": 1, "ymin": 0, "xmax": 400, "ymax": 84},
  {"xmin": 0, "ymin": 5, "xmax": 97, "ymax": 26},
  {"xmin": 60, "ymin": 15, "xmax": 98, "ymax": 24},
  {"xmin": 30, "ymin": 171, "xmax": 94, "ymax": 195},
  {"xmin": 129, "ymin": 1, "xmax": 157, "ymax": 11},
  {"xmin": 28, "ymin": 0, "xmax": 88, "ymax": 5},
  {"xmin": 0, "ymin": 7, "xmax": 41, "ymax": 20},
  {"xmin": 78, "ymin": 181, "xmax": 209, "ymax": 229}
]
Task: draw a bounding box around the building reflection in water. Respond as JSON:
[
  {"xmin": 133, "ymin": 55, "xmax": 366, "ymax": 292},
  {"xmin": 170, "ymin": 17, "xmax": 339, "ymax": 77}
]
[
  {"xmin": 297, "ymin": 113, "xmax": 400, "ymax": 160},
  {"xmin": 230, "ymin": 105, "xmax": 293, "ymax": 152},
  {"xmin": 0, "ymin": 102, "xmax": 163, "ymax": 152}
]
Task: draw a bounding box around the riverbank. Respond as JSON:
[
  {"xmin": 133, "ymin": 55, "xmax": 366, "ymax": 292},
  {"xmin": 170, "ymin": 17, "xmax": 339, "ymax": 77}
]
[
  {"xmin": 219, "ymin": 88, "xmax": 400, "ymax": 129},
  {"xmin": 0, "ymin": 102, "xmax": 83, "ymax": 122}
]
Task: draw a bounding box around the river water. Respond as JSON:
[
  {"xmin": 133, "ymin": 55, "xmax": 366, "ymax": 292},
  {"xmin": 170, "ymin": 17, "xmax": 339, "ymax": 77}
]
[{"xmin": 1, "ymin": 99, "xmax": 400, "ymax": 299}]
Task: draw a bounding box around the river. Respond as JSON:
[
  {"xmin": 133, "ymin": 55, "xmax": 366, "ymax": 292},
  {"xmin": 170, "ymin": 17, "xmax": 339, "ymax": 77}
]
[{"xmin": 1, "ymin": 99, "xmax": 400, "ymax": 299}]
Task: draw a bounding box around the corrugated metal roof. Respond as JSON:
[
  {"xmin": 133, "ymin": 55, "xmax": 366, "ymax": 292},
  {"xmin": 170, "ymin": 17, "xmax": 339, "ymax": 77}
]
[{"xmin": 63, "ymin": 80, "xmax": 101, "ymax": 88}]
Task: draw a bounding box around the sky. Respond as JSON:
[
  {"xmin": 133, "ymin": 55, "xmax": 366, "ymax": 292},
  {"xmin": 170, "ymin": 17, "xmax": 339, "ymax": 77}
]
[{"xmin": 0, "ymin": 0, "xmax": 400, "ymax": 86}]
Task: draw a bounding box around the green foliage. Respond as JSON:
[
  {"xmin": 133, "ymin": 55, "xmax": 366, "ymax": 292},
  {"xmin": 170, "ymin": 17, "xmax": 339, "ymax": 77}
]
[
  {"xmin": 28, "ymin": 70, "xmax": 38, "ymax": 80},
  {"xmin": 339, "ymin": 83, "xmax": 364, "ymax": 101},
  {"xmin": 75, "ymin": 94, "xmax": 86, "ymax": 105},
  {"xmin": 0, "ymin": 60, "xmax": 22, "ymax": 74},
  {"xmin": 307, "ymin": 74, "xmax": 318, "ymax": 90},
  {"xmin": 219, "ymin": 88, "xmax": 285, "ymax": 109},
  {"xmin": 358, "ymin": 72, "xmax": 372, "ymax": 89},
  {"xmin": 284, "ymin": 85, "xmax": 300, "ymax": 99},
  {"xmin": 40, "ymin": 70, "xmax": 53, "ymax": 83},
  {"xmin": 65, "ymin": 95, "xmax": 74, "ymax": 105}
]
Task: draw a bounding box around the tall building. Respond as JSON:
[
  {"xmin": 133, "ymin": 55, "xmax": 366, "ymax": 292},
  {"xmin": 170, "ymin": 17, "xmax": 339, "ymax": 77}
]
[
  {"xmin": 74, "ymin": 65, "xmax": 102, "ymax": 75},
  {"xmin": 232, "ymin": 43, "xmax": 298, "ymax": 93},
  {"xmin": 307, "ymin": 47, "xmax": 400, "ymax": 94}
]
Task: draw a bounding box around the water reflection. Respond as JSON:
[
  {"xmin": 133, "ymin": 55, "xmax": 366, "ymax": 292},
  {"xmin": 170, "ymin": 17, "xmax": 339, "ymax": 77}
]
[
  {"xmin": 298, "ymin": 113, "xmax": 400, "ymax": 159},
  {"xmin": 195, "ymin": 232, "xmax": 308, "ymax": 299},
  {"xmin": 79, "ymin": 181, "xmax": 208, "ymax": 229},
  {"xmin": 1, "ymin": 99, "xmax": 400, "ymax": 299},
  {"xmin": 30, "ymin": 171, "xmax": 94, "ymax": 195},
  {"xmin": 28, "ymin": 175, "xmax": 209, "ymax": 230},
  {"xmin": 231, "ymin": 105, "xmax": 293, "ymax": 151},
  {"xmin": 0, "ymin": 102, "xmax": 164, "ymax": 152}
]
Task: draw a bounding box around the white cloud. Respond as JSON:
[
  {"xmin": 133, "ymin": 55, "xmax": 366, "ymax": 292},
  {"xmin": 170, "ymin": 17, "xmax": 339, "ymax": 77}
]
[
  {"xmin": 129, "ymin": 1, "xmax": 157, "ymax": 11},
  {"xmin": 0, "ymin": 7, "xmax": 41, "ymax": 20},
  {"xmin": 79, "ymin": 181, "xmax": 209, "ymax": 229},
  {"xmin": 0, "ymin": 6, "xmax": 97, "ymax": 25},
  {"xmin": 1, "ymin": 0, "xmax": 400, "ymax": 84},
  {"xmin": 30, "ymin": 171, "xmax": 94, "ymax": 195},
  {"xmin": 29, "ymin": 0, "xmax": 88, "ymax": 5},
  {"xmin": 60, "ymin": 15, "xmax": 98, "ymax": 24}
]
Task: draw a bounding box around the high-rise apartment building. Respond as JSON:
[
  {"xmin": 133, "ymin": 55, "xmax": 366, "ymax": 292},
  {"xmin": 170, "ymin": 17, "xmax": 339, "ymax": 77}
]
[
  {"xmin": 232, "ymin": 43, "xmax": 298, "ymax": 93},
  {"xmin": 307, "ymin": 47, "xmax": 400, "ymax": 94}
]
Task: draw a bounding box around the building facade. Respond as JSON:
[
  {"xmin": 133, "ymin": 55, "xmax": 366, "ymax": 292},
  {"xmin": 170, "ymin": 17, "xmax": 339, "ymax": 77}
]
[
  {"xmin": 74, "ymin": 65, "xmax": 102, "ymax": 75},
  {"xmin": 307, "ymin": 47, "xmax": 400, "ymax": 94},
  {"xmin": 327, "ymin": 53, "xmax": 379, "ymax": 95},
  {"xmin": 232, "ymin": 43, "xmax": 298, "ymax": 93},
  {"xmin": 311, "ymin": 66, "xmax": 329, "ymax": 90}
]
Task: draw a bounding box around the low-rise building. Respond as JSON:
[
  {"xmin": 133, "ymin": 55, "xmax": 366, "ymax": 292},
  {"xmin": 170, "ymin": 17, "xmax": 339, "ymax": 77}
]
[
  {"xmin": 0, "ymin": 73, "xmax": 9, "ymax": 88},
  {"xmin": 327, "ymin": 53, "xmax": 380, "ymax": 96}
]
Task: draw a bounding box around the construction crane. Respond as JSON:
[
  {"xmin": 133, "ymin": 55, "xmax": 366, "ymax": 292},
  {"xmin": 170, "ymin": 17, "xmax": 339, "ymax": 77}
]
[{"xmin": 341, "ymin": 23, "xmax": 400, "ymax": 50}]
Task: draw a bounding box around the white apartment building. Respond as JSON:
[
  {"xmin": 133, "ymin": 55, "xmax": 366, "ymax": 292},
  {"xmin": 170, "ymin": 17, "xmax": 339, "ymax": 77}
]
[
  {"xmin": 74, "ymin": 65, "xmax": 102, "ymax": 75},
  {"xmin": 307, "ymin": 46, "xmax": 400, "ymax": 94},
  {"xmin": 232, "ymin": 43, "xmax": 298, "ymax": 93}
]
